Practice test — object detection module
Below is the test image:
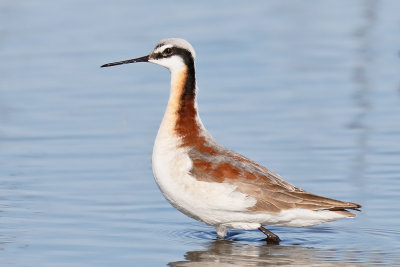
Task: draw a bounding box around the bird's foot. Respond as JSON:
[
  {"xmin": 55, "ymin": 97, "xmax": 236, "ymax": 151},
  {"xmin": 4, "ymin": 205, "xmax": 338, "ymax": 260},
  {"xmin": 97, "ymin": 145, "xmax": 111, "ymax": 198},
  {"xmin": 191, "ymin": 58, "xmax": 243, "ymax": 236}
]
[{"xmin": 258, "ymin": 226, "xmax": 280, "ymax": 244}]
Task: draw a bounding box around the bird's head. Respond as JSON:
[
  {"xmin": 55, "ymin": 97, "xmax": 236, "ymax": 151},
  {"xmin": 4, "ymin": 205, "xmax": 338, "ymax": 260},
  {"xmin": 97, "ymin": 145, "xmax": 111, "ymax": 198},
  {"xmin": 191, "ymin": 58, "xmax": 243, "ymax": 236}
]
[{"xmin": 101, "ymin": 38, "xmax": 195, "ymax": 72}]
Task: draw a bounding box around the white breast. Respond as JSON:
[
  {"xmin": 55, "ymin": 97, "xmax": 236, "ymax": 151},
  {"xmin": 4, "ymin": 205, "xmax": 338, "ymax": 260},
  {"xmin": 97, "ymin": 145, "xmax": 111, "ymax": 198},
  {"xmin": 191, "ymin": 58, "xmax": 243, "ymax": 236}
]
[{"xmin": 151, "ymin": 126, "xmax": 257, "ymax": 226}]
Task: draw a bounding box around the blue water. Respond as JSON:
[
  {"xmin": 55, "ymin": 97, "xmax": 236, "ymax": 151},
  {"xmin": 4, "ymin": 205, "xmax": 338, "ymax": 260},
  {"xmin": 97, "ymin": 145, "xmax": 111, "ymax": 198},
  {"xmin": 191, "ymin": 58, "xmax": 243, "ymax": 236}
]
[{"xmin": 1, "ymin": 1, "xmax": 400, "ymax": 266}]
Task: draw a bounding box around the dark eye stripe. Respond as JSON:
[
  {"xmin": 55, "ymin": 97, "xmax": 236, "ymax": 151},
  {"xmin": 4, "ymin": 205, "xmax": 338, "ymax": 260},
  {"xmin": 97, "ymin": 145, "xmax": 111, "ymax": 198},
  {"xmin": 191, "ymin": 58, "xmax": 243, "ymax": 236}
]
[
  {"xmin": 150, "ymin": 47, "xmax": 194, "ymax": 64},
  {"xmin": 151, "ymin": 52, "xmax": 163, "ymax": 60}
]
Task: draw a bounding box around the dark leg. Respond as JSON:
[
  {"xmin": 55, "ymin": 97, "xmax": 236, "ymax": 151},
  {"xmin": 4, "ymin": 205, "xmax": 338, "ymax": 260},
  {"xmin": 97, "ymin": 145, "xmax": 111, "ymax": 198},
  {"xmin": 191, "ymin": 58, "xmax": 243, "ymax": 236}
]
[{"xmin": 258, "ymin": 226, "xmax": 280, "ymax": 244}]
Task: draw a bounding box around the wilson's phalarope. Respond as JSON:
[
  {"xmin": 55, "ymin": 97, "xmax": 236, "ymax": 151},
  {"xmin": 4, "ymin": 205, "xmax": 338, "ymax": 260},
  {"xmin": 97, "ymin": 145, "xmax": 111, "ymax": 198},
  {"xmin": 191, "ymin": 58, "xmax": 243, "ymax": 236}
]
[{"xmin": 102, "ymin": 38, "xmax": 361, "ymax": 244}]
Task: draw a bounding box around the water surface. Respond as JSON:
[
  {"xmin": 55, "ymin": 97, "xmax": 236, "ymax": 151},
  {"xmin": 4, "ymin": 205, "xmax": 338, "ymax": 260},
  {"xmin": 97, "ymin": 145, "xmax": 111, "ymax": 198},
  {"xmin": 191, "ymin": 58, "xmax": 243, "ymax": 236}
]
[{"xmin": 1, "ymin": 1, "xmax": 400, "ymax": 266}]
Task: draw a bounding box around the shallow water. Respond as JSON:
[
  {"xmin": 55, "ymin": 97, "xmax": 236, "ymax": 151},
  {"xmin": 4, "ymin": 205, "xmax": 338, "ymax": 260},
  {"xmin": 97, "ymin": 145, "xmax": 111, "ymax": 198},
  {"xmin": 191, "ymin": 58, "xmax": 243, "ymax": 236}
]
[{"xmin": 1, "ymin": 0, "xmax": 400, "ymax": 266}]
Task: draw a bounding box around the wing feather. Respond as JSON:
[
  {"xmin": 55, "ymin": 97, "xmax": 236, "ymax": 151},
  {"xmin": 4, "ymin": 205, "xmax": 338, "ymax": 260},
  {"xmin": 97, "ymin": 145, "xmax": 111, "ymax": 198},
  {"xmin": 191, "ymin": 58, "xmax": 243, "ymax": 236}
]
[{"xmin": 188, "ymin": 145, "xmax": 361, "ymax": 215}]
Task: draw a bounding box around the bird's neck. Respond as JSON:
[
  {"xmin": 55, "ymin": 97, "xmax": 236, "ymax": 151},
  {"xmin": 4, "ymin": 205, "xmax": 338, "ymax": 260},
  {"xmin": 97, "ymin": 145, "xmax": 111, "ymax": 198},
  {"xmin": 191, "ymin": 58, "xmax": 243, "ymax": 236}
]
[
  {"xmin": 159, "ymin": 64, "xmax": 217, "ymax": 154},
  {"xmin": 162, "ymin": 63, "xmax": 198, "ymax": 132}
]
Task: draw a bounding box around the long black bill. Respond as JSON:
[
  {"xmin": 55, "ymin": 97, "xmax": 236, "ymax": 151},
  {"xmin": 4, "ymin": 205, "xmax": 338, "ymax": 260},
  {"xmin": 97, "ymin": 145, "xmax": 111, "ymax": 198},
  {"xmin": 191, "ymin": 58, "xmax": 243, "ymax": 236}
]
[{"xmin": 101, "ymin": 55, "xmax": 149, "ymax": 68}]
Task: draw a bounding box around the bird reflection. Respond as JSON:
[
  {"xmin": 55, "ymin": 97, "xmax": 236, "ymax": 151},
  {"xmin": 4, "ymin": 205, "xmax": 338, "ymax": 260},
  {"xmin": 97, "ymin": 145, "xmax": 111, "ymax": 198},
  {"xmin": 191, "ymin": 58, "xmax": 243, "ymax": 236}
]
[{"xmin": 168, "ymin": 239, "xmax": 355, "ymax": 267}]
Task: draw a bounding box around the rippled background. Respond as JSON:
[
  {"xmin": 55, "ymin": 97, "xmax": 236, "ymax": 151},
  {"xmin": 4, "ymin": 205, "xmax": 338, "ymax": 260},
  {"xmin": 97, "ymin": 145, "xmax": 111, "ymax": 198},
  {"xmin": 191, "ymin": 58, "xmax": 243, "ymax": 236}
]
[{"xmin": 1, "ymin": 0, "xmax": 400, "ymax": 266}]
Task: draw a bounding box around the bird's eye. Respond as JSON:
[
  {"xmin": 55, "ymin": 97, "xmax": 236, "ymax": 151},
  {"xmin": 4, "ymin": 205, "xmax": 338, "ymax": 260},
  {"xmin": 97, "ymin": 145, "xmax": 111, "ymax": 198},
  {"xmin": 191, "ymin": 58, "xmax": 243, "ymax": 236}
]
[{"xmin": 164, "ymin": 48, "xmax": 173, "ymax": 55}]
